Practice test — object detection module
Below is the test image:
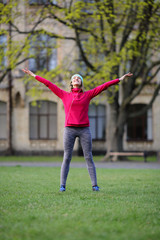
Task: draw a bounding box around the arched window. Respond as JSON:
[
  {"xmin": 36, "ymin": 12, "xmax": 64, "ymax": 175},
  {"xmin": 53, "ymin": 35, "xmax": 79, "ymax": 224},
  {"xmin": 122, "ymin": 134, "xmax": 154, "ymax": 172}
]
[
  {"xmin": 0, "ymin": 101, "xmax": 7, "ymax": 139},
  {"xmin": 29, "ymin": 101, "xmax": 57, "ymax": 140},
  {"xmin": 127, "ymin": 104, "xmax": 153, "ymax": 141},
  {"xmin": 15, "ymin": 92, "xmax": 21, "ymax": 108},
  {"xmin": 89, "ymin": 104, "xmax": 106, "ymax": 140}
]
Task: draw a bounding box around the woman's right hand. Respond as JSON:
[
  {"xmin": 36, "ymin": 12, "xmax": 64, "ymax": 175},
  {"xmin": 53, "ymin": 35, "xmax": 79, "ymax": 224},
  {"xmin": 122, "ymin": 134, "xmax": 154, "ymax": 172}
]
[{"xmin": 22, "ymin": 68, "xmax": 36, "ymax": 77}]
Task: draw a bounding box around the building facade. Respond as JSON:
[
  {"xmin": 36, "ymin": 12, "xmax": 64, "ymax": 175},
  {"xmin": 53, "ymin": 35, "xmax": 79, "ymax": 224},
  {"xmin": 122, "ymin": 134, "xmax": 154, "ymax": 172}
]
[{"xmin": 0, "ymin": 0, "xmax": 160, "ymax": 155}]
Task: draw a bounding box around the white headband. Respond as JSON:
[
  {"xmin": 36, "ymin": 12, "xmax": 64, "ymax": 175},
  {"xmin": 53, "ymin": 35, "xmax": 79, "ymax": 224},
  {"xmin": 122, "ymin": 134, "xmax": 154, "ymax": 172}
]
[{"xmin": 71, "ymin": 74, "xmax": 83, "ymax": 84}]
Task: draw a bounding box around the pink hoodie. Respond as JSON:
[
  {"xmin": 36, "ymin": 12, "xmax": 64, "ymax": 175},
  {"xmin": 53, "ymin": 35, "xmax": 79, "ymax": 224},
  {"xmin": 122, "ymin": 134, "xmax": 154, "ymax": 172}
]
[{"xmin": 35, "ymin": 75, "xmax": 120, "ymax": 127}]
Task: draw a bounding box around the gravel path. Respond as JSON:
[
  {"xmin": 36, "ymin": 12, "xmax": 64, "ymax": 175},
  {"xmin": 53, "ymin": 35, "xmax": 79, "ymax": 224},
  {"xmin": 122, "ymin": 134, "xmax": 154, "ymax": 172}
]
[{"xmin": 0, "ymin": 161, "xmax": 160, "ymax": 169}]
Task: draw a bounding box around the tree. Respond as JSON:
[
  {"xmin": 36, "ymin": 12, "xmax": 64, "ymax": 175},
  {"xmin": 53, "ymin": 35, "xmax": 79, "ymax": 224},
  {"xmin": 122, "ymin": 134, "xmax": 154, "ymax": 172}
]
[{"xmin": 1, "ymin": 0, "xmax": 160, "ymax": 158}]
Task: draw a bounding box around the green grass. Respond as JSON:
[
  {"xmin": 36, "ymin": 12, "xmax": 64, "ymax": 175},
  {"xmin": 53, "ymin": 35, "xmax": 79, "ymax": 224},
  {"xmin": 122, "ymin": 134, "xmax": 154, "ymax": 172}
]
[
  {"xmin": 0, "ymin": 167, "xmax": 160, "ymax": 240},
  {"xmin": 0, "ymin": 155, "xmax": 157, "ymax": 162}
]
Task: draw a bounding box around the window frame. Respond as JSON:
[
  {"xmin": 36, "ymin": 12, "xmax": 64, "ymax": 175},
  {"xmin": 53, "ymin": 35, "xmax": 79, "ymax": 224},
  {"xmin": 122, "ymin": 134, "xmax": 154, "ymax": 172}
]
[
  {"xmin": 0, "ymin": 101, "xmax": 7, "ymax": 140},
  {"xmin": 29, "ymin": 100, "xmax": 57, "ymax": 140},
  {"xmin": 89, "ymin": 104, "xmax": 106, "ymax": 141},
  {"xmin": 127, "ymin": 104, "xmax": 153, "ymax": 142}
]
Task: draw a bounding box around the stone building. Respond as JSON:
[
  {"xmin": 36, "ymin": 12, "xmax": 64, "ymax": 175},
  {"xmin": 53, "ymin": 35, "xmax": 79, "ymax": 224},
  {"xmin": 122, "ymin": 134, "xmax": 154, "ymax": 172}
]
[{"xmin": 0, "ymin": 0, "xmax": 160, "ymax": 155}]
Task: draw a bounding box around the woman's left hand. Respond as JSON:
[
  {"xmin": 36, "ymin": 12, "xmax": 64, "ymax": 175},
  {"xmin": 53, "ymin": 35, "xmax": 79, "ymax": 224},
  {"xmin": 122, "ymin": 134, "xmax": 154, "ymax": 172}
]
[{"xmin": 119, "ymin": 72, "xmax": 133, "ymax": 81}]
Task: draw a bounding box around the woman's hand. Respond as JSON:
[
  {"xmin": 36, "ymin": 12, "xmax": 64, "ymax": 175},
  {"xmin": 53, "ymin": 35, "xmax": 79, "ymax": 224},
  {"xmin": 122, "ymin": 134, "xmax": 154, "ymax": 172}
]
[
  {"xmin": 22, "ymin": 68, "xmax": 36, "ymax": 78},
  {"xmin": 119, "ymin": 72, "xmax": 133, "ymax": 81}
]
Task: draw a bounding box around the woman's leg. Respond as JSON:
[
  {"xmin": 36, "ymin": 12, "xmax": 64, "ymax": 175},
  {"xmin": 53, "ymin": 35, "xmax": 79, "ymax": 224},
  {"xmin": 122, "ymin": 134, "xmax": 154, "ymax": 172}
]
[
  {"xmin": 60, "ymin": 127, "xmax": 76, "ymax": 186},
  {"xmin": 79, "ymin": 127, "xmax": 97, "ymax": 186}
]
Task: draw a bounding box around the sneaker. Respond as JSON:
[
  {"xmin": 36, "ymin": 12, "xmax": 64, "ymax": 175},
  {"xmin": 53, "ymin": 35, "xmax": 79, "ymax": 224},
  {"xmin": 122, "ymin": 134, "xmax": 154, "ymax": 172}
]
[
  {"xmin": 92, "ymin": 185, "xmax": 100, "ymax": 191},
  {"xmin": 60, "ymin": 185, "xmax": 66, "ymax": 192}
]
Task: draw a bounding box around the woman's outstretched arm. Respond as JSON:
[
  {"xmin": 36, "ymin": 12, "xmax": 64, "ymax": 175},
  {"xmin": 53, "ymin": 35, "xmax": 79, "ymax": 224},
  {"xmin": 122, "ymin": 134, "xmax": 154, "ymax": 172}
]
[
  {"xmin": 87, "ymin": 72, "xmax": 133, "ymax": 99},
  {"xmin": 22, "ymin": 68, "xmax": 65, "ymax": 99}
]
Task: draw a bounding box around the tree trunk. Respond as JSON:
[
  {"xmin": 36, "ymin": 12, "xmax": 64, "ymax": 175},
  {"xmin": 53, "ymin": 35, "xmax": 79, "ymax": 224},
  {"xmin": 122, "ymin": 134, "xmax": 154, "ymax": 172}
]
[
  {"xmin": 102, "ymin": 101, "xmax": 119, "ymax": 161},
  {"xmin": 7, "ymin": 21, "xmax": 13, "ymax": 155},
  {"xmin": 102, "ymin": 103, "xmax": 127, "ymax": 161},
  {"xmin": 7, "ymin": 69, "xmax": 13, "ymax": 155},
  {"xmin": 106, "ymin": 101, "xmax": 119, "ymax": 152}
]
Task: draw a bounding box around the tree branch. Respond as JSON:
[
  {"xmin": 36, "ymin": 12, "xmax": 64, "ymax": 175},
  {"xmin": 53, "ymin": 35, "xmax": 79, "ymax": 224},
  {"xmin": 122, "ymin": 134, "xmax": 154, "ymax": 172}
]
[
  {"xmin": 10, "ymin": 23, "xmax": 76, "ymax": 40},
  {"xmin": 94, "ymin": 1, "xmax": 106, "ymax": 44},
  {"xmin": 0, "ymin": 57, "xmax": 30, "ymax": 84},
  {"xmin": 10, "ymin": 16, "xmax": 48, "ymax": 34},
  {"xmin": 128, "ymin": 83, "xmax": 160, "ymax": 118},
  {"xmin": 99, "ymin": 13, "xmax": 106, "ymax": 45},
  {"xmin": 121, "ymin": 62, "xmax": 160, "ymax": 109},
  {"xmin": 68, "ymin": 0, "xmax": 74, "ymax": 13},
  {"xmin": 120, "ymin": 2, "xmax": 138, "ymax": 50},
  {"xmin": 75, "ymin": 29, "xmax": 96, "ymax": 72},
  {"xmin": 146, "ymin": 66, "xmax": 160, "ymax": 84},
  {"xmin": 143, "ymin": 60, "xmax": 160, "ymax": 83},
  {"xmin": 48, "ymin": 8, "xmax": 99, "ymax": 40},
  {"xmin": 103, "ymin": 0, "xmax": 114, "ymax": 26},
  {"xmin": 49, "ymin": 1, "xmax": 64, "ymax": 9}
]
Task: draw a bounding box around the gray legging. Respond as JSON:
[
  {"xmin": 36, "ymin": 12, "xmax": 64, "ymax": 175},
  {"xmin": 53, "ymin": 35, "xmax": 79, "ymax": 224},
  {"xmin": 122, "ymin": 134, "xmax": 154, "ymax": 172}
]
[{"xmin": 60, "ymin": 127, "xmax": 97, "ymax": 186}]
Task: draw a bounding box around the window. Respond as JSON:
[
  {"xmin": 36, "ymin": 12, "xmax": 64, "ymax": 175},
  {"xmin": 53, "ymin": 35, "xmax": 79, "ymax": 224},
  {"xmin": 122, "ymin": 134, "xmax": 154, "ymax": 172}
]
[
  {"xmin": 29, "ymin": 34, "xmax": 57, "ymax": 72},
  {"xmin": 0, "ymin": 101, "xmax": 7, "ymax": 139},
  {"xmin": 0, "ymin": 0, "xmax": 7, "ymax": 4},
  {"xmin": 127, "ymin": 104, "xmax": 153, "ymax": 141},
  {"xmin": 89, "ymin": 104, "xmax": 106, "ymax": 140},
  {"xmin": 29, "ymin": 101, "xmax": 57, "ymax": 140},
  {"xmin": 0, "ymin": 35, "xmax": 7, "ymax": 70},
  {"xmin": 29, "ymin": 0, "xmax": 56, "ymax": 5},
  {"xmin": 147, "ymin": 108, "xmax": 153, "ymax": 140}
]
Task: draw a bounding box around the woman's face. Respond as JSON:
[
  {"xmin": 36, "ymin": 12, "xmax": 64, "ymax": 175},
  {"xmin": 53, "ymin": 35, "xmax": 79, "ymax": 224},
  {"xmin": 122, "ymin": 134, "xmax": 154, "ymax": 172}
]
[{"xmin": 72, "ymin": 76, "xmax": 82, "ymax": 88}]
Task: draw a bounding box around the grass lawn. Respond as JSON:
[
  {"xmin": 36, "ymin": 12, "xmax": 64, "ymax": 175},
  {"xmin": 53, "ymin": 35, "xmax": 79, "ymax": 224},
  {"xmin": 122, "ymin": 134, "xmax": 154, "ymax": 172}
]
[
  {"xmin": 0, "ymin": 167, "xmax": 160, "ymax": 240},
  {"xmin": 0, "ymin": 155, "xmax": 157, "ymax": 162}
]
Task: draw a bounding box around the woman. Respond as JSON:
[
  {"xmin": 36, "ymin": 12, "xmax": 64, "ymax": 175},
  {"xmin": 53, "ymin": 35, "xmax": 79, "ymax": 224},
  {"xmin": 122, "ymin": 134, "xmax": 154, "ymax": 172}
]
[{"xmin": 22, "ymin": 68, "xmax": 133, "ymax": 192}]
